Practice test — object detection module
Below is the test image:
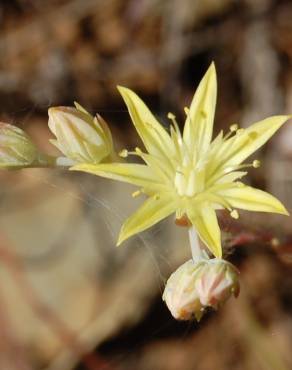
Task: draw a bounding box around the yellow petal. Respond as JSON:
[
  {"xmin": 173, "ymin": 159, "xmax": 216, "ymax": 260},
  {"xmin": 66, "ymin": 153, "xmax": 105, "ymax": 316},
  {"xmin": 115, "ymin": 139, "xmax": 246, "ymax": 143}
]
[
  {"xmin": 95, "ymin": 114, "xmax": 114, "ymax": 151},
  {"xmin": 71, "ymin": 162, "xmax": 167, "ymax": 191},
  {"xmin": 183, "ymin": 62, "xmax": 217, "ymax": 158},
  {"xmin": 117, "ymin": 193, "xmax": 177, "ymax": 245},
  {"xmin": 117, "ymin": 86, "xmax": 175, "ymax": 160},
  {"xmin": 207, "ymin": 170, "xmax": 247, "ymax": 187},
  {"xmin": 135, "ymin": 150, "xmax": 172, "ymax": 183},
  {"xmin": 187, "ymin": 203, "xmax": 222, "ymax": 258},
  {"xmin": 217, "ymin": 183, "xmax": 289, "ymax": 215},
  {"xmin": 208, "ymin": 116, "xmax": 291, "ymax": 180},
  {"xmin": 54, "ymin": 119, "xmax": 88, "ymax": 162},
  {"xmin": 229, "ymin": 115, "xmax": 290, "ymax": 165}
]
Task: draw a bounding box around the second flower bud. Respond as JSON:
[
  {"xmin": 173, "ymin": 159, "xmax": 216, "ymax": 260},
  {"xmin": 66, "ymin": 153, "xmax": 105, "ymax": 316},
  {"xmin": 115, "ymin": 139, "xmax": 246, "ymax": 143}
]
[
  {"xmin": 163, "ymin": 258, "xmax": 240, "ymax": 321},
  {"xmin": 48, "ymin": 103, "xmax": 114, "ymax": 164}
]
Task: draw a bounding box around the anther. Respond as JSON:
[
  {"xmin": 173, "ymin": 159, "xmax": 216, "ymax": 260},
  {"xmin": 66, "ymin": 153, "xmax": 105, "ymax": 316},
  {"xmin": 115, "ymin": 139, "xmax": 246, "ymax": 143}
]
[
  {"xmin": 167, "ymin": 112, "xmax": 176, "ymax": 120},
  {"xmin": 119, "ymin": 149, "xmax": 128, "ymax": 158},
  {"xmin": 252, "ymin": 160, "xmax": 261, "ymax": 168},
  {"xmin": 184, "ymin": 107, "xmax": 190, "ymax": 115},
  {"xmin": 230, "ymin": 210, "xmax": 239, "ymax": 219},
  {"xmin": 230, "ymin": 124, "xmax": 238, "ymax": 132},
  {"xmin": 132, "ymin": 190, "xmax": 141, "ymax": 198}
]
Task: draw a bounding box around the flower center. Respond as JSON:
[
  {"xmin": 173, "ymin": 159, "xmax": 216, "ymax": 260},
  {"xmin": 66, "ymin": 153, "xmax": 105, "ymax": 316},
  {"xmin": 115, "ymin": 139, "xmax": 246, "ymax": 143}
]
[{"xmin": 174, "ymin": 163, "xmax": 205, "ymax": 197}]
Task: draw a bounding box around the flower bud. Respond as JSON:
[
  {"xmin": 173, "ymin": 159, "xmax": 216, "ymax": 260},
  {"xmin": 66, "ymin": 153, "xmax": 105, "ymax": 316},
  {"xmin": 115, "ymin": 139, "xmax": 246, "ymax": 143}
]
[
  {"xmin": 48, "ymin": 103, "xmax": 114, "ymax": 164},
  {"xmin": 162, "ymin": 259, "xmax": 239, "ymax": 321},
  {"xmin": 0, "ymin": 123, "xmax": 38, "ymax": 168}
]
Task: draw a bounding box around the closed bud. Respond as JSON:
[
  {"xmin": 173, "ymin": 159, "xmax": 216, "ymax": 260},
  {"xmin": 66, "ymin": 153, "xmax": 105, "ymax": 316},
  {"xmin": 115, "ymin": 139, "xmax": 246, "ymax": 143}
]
[
  {"xmin": 162, "ymin": 258, "xmax": 239, "ymax": 321},
  {"xmin": 48, "ymin": 103, "xmax": 114, "ymax": 164},
  {"xmin": 0, "ymin": 123, "xmax": 38, "ymax": 168}
]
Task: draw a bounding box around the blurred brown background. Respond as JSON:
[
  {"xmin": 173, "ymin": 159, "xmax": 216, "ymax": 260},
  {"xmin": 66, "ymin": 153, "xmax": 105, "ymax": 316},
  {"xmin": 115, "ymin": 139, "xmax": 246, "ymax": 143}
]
[{"xmin": 1, "ymin": 0, "xmax": 292, "ymax": 369}]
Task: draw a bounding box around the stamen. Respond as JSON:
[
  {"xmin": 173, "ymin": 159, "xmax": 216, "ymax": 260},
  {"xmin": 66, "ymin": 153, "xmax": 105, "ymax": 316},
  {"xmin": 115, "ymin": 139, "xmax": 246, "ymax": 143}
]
[
  {"xmin": 119, "ymin": 149, "xmax": 128, "ymax": 158},
  {"xmin": 224, "ymin": 124, "xmax": 239, "ymax": 141},
  {"xmin": 224, "ymin": 159, "xmax": 261, "ymax": 173},
  {"xmin": 167, "ymin": 112, "xmax": 181, "ymax": 135},
  {"xmin": 183, "ymin": 105, "xmax": 198, "ymax": 165},
  {"xmin": 132, "ymin": 190, "xmax": 141, "ymax": 198},
  {"xmin": 119, "ymin": 147, "xmax": 145, "ymax": 159}
]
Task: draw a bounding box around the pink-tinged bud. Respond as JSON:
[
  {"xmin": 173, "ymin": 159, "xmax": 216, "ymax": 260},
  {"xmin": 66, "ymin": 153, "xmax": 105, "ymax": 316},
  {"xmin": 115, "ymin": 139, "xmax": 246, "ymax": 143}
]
[
  {"xmin": 48, "ymin": 103, "xmax": 114, "ymax": 164},
  {"xmin": 0, "ymin": 123, "xmax": 38, "ymax": 168},
  {"xmin": 162, "ymin": 259, "xmax": 239, "ymax": 321}
]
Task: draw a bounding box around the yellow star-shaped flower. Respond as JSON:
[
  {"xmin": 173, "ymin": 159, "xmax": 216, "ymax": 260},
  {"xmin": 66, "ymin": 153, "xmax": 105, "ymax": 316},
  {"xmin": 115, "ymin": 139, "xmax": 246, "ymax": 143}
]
[{"xmin": 72, "ymin": 63, "xmax": 289, "ymax": 258}]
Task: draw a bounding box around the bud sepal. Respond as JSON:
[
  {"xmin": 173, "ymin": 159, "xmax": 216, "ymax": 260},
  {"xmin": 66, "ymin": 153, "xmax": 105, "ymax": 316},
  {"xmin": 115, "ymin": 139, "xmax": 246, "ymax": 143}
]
[
  {"xmin": 48, "ymin": 103, "xmax": 114, "ymax": 164},
  {"xmin": 0, "ymin": 122, "xmax": 40, "ymax": 168},
  {"xmin": 162, "ymin": 258, "xmax": 239, "ymax": 321}
]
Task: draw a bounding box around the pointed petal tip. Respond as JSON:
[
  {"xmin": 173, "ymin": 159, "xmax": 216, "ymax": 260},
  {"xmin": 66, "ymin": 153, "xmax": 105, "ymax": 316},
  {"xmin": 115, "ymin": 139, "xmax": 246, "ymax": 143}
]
[
  {"xmin": 117, "ymin": 229, "xmax": 127, "ymax": 247},
  {"xmin": 272, "ymin": 198, "xmax": 289, "ymax": 216},
  {"xmin": 209, "ymin": 61, "xmax": 216, "ymax": 70},
  {"xmin": 117, "ymin": 85, "xmax": 136, "ymax": 100},
  {"xmin": 208, "ymin": 61, "xmax": 216, "ymax": 76},
  {"xmin": 117, "ymin": 85, "xmax": 128, "ymax": 94},
  {"xmin": 281, "ymin": 206, "xmax": 289, "ymax": 216}
]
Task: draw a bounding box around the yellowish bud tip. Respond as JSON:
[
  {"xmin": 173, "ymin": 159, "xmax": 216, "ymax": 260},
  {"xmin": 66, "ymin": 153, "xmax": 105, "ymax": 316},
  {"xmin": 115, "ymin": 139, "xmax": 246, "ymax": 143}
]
[
  {"xmin": 230, "ymin": 210, "xmax": 239, "ymax": 219},
  {"xmin": 184, "ymin": 107, "xmax": 190, "ymax": 115},
  {"xmin": 119, "ymin": 149, "xmax": 128, "ymax": 158},
  {"xmin": 167, "ymin": 112, "xmax": 176, "ymax": 120},
  {"xmin": 252, "ymin": 160, "xmax": 261, "ymax": 168},
  {"xmin": 230, "ymin": 124, "xmax": 238, "ymax": 132}
]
